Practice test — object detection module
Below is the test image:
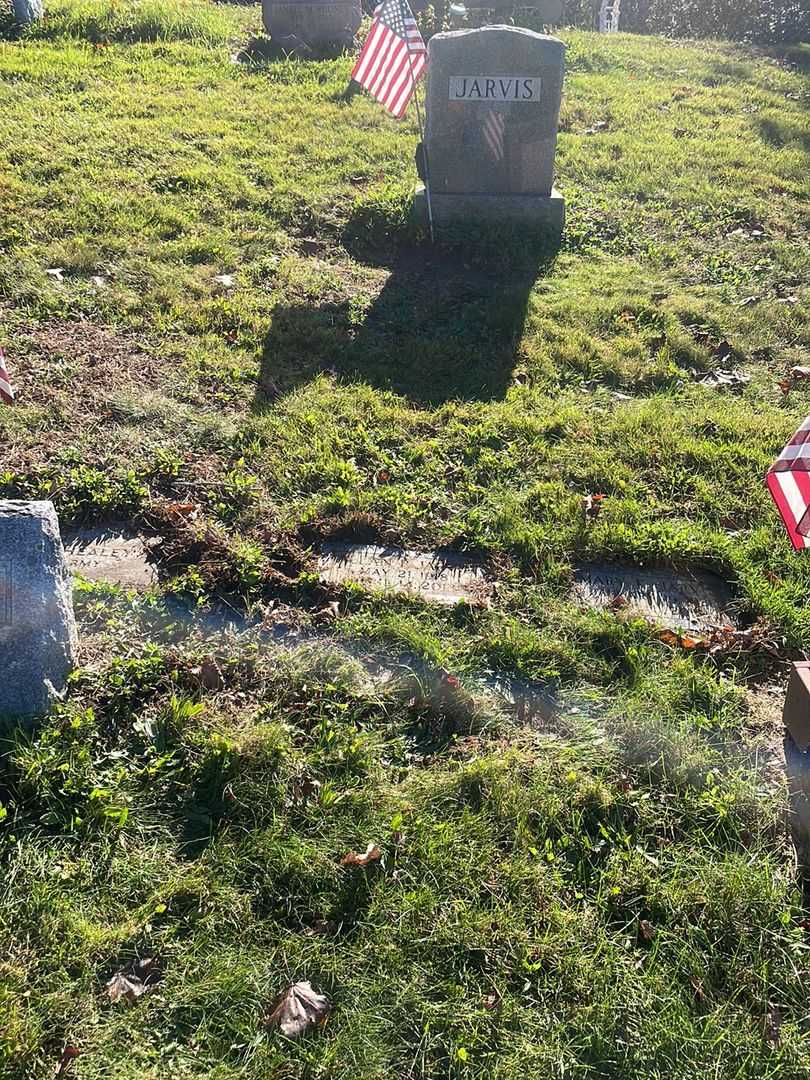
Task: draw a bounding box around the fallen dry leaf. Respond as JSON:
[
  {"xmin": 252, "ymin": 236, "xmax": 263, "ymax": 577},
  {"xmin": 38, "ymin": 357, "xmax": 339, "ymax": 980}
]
[
  {"xmin": 166, "ymin": 501, "xmax": 198, "ymax": 519},
  {"xmin": 697, "ymin": 368, "xmax": 749, "ymax": 391},
  {"xmin": 55, "ymin": 1045, "xmax": 80, "ymax": 1078},
  {"xmin": 791, "ymin": 366, "xmax": 810, "ymax": 380},
  {"xmin": 340, "ymin": 842, "xmax": 382, "ymax": 868},
  {"xmin": 582, "ymin": 493, "xmax": 606, "ymax": 523},
  {"xmin": 292, "ymin": 773, "xmax": 321, "ymax": 803},
  {"xmin": 679, "ymin": 634, "xmax": 704, "ymax": 650},
  {"xmin": 190, "ymin": 658, "xmax": 223, "ymax": 691},
  {"xmin": 316, "ymin": 600, "xmax": 341, "ymax": 622},
  {"xmin": 267, "ymin": 981, "xmax": 330, "ymax": 1037},
  {"xmin": 763, "ymin": 1003, "xmax": 782, "ymax": 1048},
  {"xmin": 106, "ymin": 971, "xmax": 147, "ymax": 1004},
  {"xmin": 45, "ymin": 267, "xmax": 65, "ymax": 282},
  {"xmin": 440, "ymin": 670, "xmax": 461, "ymax": 690},
  {"xmin": 482, "ymin": 991, "xmax": 501, "ymax": 1011},
  {"xmin": 639, "ymin": 919, "xmax": 656, "ymax": 942}
]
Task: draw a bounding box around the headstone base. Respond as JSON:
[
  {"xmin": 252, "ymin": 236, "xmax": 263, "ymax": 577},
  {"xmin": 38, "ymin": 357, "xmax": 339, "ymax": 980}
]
[{"xmin": 412, "ymin": 184, "xmax": 565, "ymax": 238}]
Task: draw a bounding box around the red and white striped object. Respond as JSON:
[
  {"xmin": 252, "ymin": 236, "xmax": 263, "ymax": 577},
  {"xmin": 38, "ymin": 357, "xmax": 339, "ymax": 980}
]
[
  {"xmin": 0, "ymin": 347, "xmax": 14, "ymax": 405},
  {"xmin": 766, "ymin": 416, "xmax": 810, "ymax": 550},
  {"xmin": 351, "ymin": 0, "xmax": 426, "ymax": 119}
]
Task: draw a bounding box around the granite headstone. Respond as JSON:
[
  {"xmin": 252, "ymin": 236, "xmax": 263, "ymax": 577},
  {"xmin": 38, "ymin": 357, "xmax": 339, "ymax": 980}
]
[
  {"xmin": 414, "ymin": 26, "xmax": 565, "ymax": 234},
  {"xmin": 262, "ymin": 0, "xmax": 361, "ymax": 53},
  {"xmin": 0, "ymin": 501, "xmax": 77, "ymax": 720}
]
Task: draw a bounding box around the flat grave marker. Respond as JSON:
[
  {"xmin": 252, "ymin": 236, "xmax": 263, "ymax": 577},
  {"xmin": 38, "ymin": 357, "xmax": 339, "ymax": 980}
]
[
  {"xmin": 63, "ymin": 528, "xmax": 158, "ymax": 588},
  {"xmin": 318, "ymin": 542, "xmax": 491, "ymax": 606},
  {"xmin": 572, "ymin": 563, "xmax": 736, "ymax": 632}
]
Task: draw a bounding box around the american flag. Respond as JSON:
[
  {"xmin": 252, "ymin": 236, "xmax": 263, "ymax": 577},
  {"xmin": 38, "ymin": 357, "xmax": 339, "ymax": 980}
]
[
  {"xmin": 0, "ymin": 348, "xmax": 14, "ymax": 405},
  {"xmin": 351, "ymin": 0, "xmax": 426, "ymax": 119},
  {"xmin": 767, "ymin": 416, "xmax": 810, "ymax": 550}
]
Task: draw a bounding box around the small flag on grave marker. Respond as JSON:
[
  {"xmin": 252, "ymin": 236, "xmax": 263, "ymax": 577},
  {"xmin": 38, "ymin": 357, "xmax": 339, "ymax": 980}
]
[
  {"xmin": 350, "ymin": 0, "xmax": 426, "ymax": 119},
  {"xmin": 766, "ymin": 416, "xmax": 810, "ymax": 550},
  {"xmin": 0, "ymin": 347, "xmax": 14, "ymax": 405}
]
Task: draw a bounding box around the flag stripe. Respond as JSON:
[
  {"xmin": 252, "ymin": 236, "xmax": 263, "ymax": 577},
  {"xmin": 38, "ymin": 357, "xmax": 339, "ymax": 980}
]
[
  {"xmin": 356, "ymin": 24, "xmax": 390, "ymax": 85},
  {"xmin": 767, "ymin": 471, "xmax": 810, "ymax": 550},
  {"xmin": 766, "ymin": 416, "xmax": 810, "ymax": 550},
  {"xmin": 388, "ymin": 53, "xmax": 424, "ymax": 116},
  {"xmin": 352, "ymin": 22, "xmax": 386, "ymax": 82},
  {"xmin": 367, "ymin": 32, "xmax": 399, "ymax": 95},
  {"xmin": 0, "ymin": 347, "xmax": 14, "ymax": 405},
  {"xmin": 376, "ymin": 50, "xmax": 410, "ymax": 105}
]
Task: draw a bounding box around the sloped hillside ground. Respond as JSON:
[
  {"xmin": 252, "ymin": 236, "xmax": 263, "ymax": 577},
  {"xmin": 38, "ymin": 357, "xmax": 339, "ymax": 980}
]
[{"xmin": 1, "ymin": 4, "xmax": 810, "ymax": 1077}]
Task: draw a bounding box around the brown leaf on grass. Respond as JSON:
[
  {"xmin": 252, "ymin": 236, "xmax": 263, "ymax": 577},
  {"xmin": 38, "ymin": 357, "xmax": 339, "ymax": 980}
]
[
  {"xmin": 190, "ymin": 658, "xmax": 223, "ymax": 690},
  {"xmin": 258, "ymin": 373, "xmax": 282, "ymax": 402},
  {"xmin": 267, "ymin": 981, "xmax": 330, "ymax": 1037},
  {"xmin": 482, "ymin": 991, "xmax": 501, "ymax": 1011},
  {"xmin": 679, "ymin": 634, "xmax": 705, "ymax": 650},
  {"xmin": 656, "ymin": 628, "xmax": 680, "ymax": 647},
  {"xmin": 106, "ymin": 971, "xmax": 148, "ymax": 1004},
  {"xmin": 582, "ymin": 493, "xmax": 606, "ymax": 523},
  {"xmin": 763, "ymin": 1003, "xmax": 782, "ymax": 1048},
  {"xmin": 292, "ymin": 773, "xmax": 321, "ymax": 803},
  {"xmin": 340, "ymin": 842, "xmax": 382, "ymax": 868},
  {"xmin": 440, "ymin": 670, "xmax": 461, "ymax": 690},
  {"xmin": 689, "ymin": 975, "xmax": 706, "ymax": 1001},
  {"xmin": 639, "ymin": 919, "xmax": 656, "ymax": 942},
  {"xmin": 55, "ymin": 1045, "xmax": 80, "ymax": 1077},
  {"xmin": 166, "ymin": 501, "xmax": 199, "ymax": 520},
  {"xmin": 315, "ymin": 600, "xmax": 341, "ymax": 622},
  {"xmin": 791, "ymin": 366, "xmax": 810, "ymax": 380},
  {"xmin": 697, "ymin": 368, "xmax": 749, "ymax": 391},
  {"xmin": 778, "ymin": 378, "xmax": 793, "ymax": 395}
]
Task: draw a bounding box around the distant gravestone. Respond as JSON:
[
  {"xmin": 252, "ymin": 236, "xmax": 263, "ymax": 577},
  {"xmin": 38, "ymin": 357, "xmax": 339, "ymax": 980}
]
[
  {"xmin": 572, "ymin": 564, "xmax": 735, "ymax": 632},
  {"xmin": 12, "ymin": 0, "xmax": 44, "ymax": 23},
  {"xmin": 414, "ymin": 26, "xmax": 565, "ymax": 235},
  {"xmin": 262, "ymin": 0, "xmax": 361, "ymax": 53},
  {"xmin": 0, "ymin": 501, "xmax": 76, "ymax": 721},
  {"xmin": 319, "ymin": 542, "xmax": 491, "ymax": 606}
]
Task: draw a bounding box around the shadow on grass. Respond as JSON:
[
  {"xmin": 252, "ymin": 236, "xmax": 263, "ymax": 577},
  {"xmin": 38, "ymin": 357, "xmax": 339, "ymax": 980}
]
[
  {"xmin": 757, "ymin": 115, "xmax": 810, "ymax": 153},
  {"xmin": 255, "ymin": 240, "xmax": 557, "ymax": 407}
]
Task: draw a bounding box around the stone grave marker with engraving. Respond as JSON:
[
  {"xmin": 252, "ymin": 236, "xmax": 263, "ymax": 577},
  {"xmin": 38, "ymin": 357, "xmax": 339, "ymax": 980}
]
[
  {"xmin": 63, "ymin": 528, "xmax": 158, "ymax": 588},
  {"xmin": 0, "ymin": 501, "xmax": 77, "ymax": 720},
  {"xmin": 572, "ymin": 564, "xmax": 735, "ymax": 633},
  {"xmin": 319, "ymin": 542, "xmax": 491, "ymax": 606},
  {"xmin": 414, "ymin": 25, "xmax": 565, "ymax": 235}
]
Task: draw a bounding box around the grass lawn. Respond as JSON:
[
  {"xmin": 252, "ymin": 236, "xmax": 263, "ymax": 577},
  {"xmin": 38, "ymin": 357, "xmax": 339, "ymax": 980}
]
[{"xmin": 1, "ymin": 2, "xmax": 810, "ymax": 1076}]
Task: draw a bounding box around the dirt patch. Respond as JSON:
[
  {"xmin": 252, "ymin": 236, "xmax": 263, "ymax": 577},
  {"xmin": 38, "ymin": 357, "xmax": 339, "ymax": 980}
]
[
  {"xmin": 18, "ymin": 320, "xmax": 166, "ymax": 409},
  {"xmin": 746, "ymin": 684, "xmax": 786, "ymax": 788}
]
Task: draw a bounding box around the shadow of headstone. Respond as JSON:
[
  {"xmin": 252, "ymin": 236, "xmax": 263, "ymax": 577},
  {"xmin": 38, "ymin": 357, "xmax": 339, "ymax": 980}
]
[{"xmin": 255, "ymin": 242, "xmax": 555, "ymax": 406}]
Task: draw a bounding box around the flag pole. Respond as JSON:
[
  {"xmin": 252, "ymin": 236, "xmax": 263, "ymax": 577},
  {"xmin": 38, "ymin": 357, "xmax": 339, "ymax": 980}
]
[{"xmin": 405, "ymin": 27, "xmax": 435, "ymax": 243}]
